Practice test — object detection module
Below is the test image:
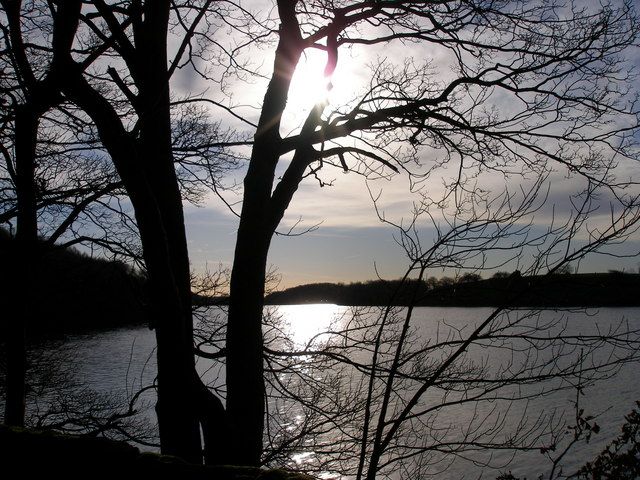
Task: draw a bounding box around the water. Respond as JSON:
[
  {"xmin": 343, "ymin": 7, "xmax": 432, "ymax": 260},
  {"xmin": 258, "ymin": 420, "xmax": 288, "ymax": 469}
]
[{"xmin": 22, "ymin": 306, "xmax": 640, "ymax": 479}]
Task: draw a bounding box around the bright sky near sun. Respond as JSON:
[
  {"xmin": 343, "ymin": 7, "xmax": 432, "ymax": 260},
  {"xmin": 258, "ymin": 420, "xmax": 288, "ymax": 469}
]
[{"xmin": 171, "ymin": 2, "xmax": 640, "ymax": 289}]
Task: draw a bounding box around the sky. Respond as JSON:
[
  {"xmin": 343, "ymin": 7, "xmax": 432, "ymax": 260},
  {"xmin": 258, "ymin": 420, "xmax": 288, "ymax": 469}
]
[{"xmin": 172, "ymin": 2, "xmax": 640, "ymax": 289}]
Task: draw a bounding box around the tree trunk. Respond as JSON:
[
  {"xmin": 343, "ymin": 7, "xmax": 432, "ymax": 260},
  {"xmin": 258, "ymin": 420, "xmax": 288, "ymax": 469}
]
[
  {"xmin": 138, "ymin": 133, "xmax": 203, "ymax": 463},
  {"xmin": 60, "ymin": 17, "xmax": 204, "ymax": 463},
  {"xmin": 226, "ymin": 214, "xmax": 271, "ymax": 465},
  {"xmin": 4, "ymin": 106, "xmax": 39, "ymax": 426},
  {"xmin": 225, "ymin": 3, "xmax": 304, "ymax": 463},
  {"xmin": 147, "ymin": 266, "xmax": 201, "ymax": 463},
  {"xmin": 134, "ymin": 0, "xmax": 203, "ymax": 463},
  {"xmin": 58, "ymin": 0, "xmax": 230, "ymax": 463}
]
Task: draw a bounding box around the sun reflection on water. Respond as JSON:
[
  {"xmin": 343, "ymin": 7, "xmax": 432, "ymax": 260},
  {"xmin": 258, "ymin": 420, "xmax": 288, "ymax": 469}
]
[{"xmin": 276, "ymin": 304, "xmax": 346, "ymax": 347}]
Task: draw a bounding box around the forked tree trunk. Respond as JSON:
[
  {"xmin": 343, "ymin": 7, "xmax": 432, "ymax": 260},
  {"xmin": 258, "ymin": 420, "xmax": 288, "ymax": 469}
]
[
  {"xmin": 61, "ymin": 29, "xmax": 204, "ymax": 464},
  {"xmin": 225, "ymin": 1, "xmax": 305, "ymax": 464}
]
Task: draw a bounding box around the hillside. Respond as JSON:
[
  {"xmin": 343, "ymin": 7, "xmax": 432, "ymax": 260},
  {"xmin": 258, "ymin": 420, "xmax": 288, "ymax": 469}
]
[{"xmin": 0, "ymin": 234, "xmax": 147, "ymax": 336}]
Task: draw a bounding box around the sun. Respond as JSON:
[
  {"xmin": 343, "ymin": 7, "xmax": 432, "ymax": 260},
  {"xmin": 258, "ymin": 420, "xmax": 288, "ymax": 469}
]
[{"xmin": 287, "ymin": 49, "xmax": 334, "ymax": 115}]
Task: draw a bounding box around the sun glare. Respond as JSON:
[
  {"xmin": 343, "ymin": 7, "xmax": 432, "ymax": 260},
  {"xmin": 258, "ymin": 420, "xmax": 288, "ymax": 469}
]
[
  {"xmin": 288, "ymin": 49, "xmax": 335, "ymax": 113},
  {"xmin": 278, "ymin": 304, "xmax": 344, "ymax": 347}
]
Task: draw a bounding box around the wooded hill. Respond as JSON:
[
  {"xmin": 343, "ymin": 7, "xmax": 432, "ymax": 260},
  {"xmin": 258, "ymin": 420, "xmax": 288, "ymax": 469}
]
[
  {"xmin": 264, "ymin": 272, "xmax": 640, "ymax": 308},
  {"xmin": 0, "ymin": 231, "xmax": 147, "ymax": 336}
]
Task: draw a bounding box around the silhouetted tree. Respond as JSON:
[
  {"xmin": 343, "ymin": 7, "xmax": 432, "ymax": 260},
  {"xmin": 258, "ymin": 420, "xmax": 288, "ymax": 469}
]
[
  {"xmin": 204, "ymin": 0, "xmax": 640, "ymax": 465},
  {"xmin": 492, "ymin": 271, "xmax": 510, "ymax": 280},
  {"xmin": 573, "ymin": 401, "xmax": 640, "ymax": 479},
  {"xmin": 54, "ymin": 1, "xmax": 216, "ymax": 463},
  {"xmin": 0, "ymin": 0, "xmax": 98, "ymax": 427},
  {"xmin": 246, "ymin": 190, "xmax": 640, "ymax": 478},
  {"xmin": 457, "ymin": 272, "xmax": 482, "ymax": 283},
  {"xmin": 3, "ymin": 1, "xmax": 639, "ymax": 473},
  {"xmin": 1, "ymin": 0, "xmax": 239, "ymax": 463}
]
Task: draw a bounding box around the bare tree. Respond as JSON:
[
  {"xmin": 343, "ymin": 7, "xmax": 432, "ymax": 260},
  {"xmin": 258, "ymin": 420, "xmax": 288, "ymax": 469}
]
[
  {"xmin": 2, "ymin": 1, "xmax": 639, "ymax": 473},
  {"xmin": 355, "ymin": 187, "xmax": 640, "ymax": 479},
  {"xmin": 0, "ymin": 0, "xmax": 239, "ymax": 462},
  {"xmin": 0, "ymin": 0, "xmax": 150, "ymax": 429},
  {"xmin": 198, "ymin": 0, "xmax": 640, "ymax": 465},
  {"xmin": 245, "ymin": 183, "xmax": 640, "ymax": 478},
  {"xmin": 0, "ymin": 0, "xmax": 102, "ymax": 427},
  {"xmin": 53, "ymin": 0, "xmax": 250, "ymax": 464}
]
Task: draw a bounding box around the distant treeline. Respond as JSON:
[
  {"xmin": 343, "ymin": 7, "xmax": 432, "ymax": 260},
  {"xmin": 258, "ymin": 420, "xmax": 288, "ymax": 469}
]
[
  {"xmin": 265, "ymin": 271, "xmax": 640, "ymax": 307},
  {"xmin": 2, "ymin": 227, "xmax": 639, "ymax": 338},
  {"xmin": 0, "ymin": 232, "xmax": 148, "ymax": 336}
]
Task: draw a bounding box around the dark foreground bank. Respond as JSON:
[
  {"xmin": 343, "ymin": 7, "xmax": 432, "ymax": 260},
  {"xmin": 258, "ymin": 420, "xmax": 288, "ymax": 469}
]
[{"xmin": 0, "ymin": 424, "xmax": 314, "ymax": 480}]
